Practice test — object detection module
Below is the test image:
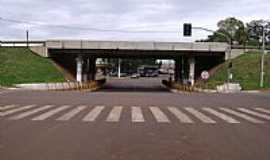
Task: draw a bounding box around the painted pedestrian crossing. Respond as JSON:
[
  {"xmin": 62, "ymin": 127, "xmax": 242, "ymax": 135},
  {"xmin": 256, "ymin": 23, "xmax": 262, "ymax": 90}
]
[
  {"xmin": 131, "ymin": 106, "xmax": 145, "ymax": 122},
  {"xmin": 219, "ymin": 108, "xmax": 264, "ymax": 123},
  {"xmin": 184, "ymin": 107, "xmax": 216, "ymax": 123},
  {"xmin": 56, "ymin": 105, "xmax": 87, "ymax": 121},
  {"xmin": 1, "ymin": 104, "xmax": 270, "ymax": 125},
  {"xmin": 32, "ymin": 105, "xmax": 71, "ymax": 121},
  {"xmin": 106, "ymin": 106, "xmax": 123, "ymax": 122},
  {"xmin": 0, "ymin": 105, "xmax": 36, "ymax": 117},
  {"xmin": 82, "ymin": 106, "xmax": 105, "ymax": 122}
]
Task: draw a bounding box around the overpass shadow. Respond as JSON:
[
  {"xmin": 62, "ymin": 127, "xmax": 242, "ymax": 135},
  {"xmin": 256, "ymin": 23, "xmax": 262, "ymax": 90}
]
[{"xmin": 98, "ymin": 77, "xmax": 170, "ymax": 92}]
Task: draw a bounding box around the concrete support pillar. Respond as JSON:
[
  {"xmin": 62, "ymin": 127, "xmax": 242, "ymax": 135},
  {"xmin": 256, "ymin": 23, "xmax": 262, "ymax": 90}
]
[
  {"xmin": 89, "ymin": 58, "xmax": 96, "ymax": 81},
  {"xmin": 76, "ymin": 55, "xmax": 83, "ymax": 82},
  {"xmin": 118, "ymin": 58, "xmax": 121, "ymax": 78},
  {"xmin": 188, "ymin": 56, "xmax": 196, "ymax": 86},
  {"xmin": 82, "ymin": 58, "xmax": 88, "ymax": 82},
  {"xmin": 174, "ymin": 57, "xmax": 182, "ymax": 82}
]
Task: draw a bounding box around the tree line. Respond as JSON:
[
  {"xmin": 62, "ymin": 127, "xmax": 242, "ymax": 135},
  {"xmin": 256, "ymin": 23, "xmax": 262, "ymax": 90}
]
[{"xmin": 196, "ymin": 17, "xmax": 270, "ymax": 48}]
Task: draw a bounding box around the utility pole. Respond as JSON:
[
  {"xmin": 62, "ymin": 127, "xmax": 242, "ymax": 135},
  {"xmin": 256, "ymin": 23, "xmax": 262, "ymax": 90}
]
[{"xmin": 260, "ymin": 26, "xmax": 266, "ymax": 87}]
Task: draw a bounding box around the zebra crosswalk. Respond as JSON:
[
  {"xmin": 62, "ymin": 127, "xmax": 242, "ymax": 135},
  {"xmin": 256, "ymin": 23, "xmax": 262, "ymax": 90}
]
[{"xmin": 1, "ymin": 104, "xmax": 270, "ymax": 125}]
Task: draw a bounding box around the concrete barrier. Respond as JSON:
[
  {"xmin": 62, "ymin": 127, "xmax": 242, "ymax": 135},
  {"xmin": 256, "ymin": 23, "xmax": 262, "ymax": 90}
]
[{"xmin": 15, "ymin": 80, "xmax": 106, "ymax": 91}]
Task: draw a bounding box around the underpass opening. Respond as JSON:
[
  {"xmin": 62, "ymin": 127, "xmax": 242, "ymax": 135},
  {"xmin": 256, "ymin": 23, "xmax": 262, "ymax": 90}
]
[{"xmin": 49, "ymin": 49, "xmax": 225, "ymax": 92}]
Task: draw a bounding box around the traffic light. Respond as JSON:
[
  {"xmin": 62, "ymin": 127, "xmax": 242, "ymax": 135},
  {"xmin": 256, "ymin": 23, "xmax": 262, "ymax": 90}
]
[{"xmin": 183, "ymin": 23, "xmax": 192, "ymax": 36}]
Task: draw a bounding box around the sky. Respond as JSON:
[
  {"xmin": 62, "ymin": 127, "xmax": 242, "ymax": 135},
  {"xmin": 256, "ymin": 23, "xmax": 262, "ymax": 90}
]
[{"xmin": 0, "ymin": 0, "xmax": 269, "ymax": 42}]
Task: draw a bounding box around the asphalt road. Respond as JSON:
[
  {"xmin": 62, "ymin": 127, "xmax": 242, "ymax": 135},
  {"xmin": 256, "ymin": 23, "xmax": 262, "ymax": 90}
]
[{"xmin": 1, "ymin": 78, "xmax": 270, "ymax": 160}]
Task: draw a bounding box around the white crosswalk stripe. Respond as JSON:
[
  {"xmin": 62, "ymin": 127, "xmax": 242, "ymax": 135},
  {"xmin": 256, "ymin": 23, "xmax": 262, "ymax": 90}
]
[
  {"xmin": 184, "ymin": 107, "xmax": 216, "ymax": 123},
  {"xmin": 32, "ymin": 105, "xmax": 71, "ymax": 121},
  {"xmin": 56, "ymin": 105, "xmax": 87, "ymax": 121},
  {"xmin": 0, "ymin": 104, "xmax": 18, "ymax": 111},
  {"xmin": 0, "ymin": 105, "xmax": 36, "ymax": 117},
  {"xmin": 9, "ymin": 105, "xmax": 55, "ymax": 120},
  {"xmin": 82, "ymin": 106, "xmax": 105, "ymax": 122},
  {"xmin": 220, "ymin": 108, "xmax": 264, "ymax": 123},
  {"xmin": 202, "ymin": 108, "xmax": 240, "ymax": 123},
  {"xmin": 131, "ymin": 106, "xmax": 145, "ymax": 122},
  {"xmin": 237, "ymin": 108, "xmax": 270, "ymax": 120},
  {"xmin": 167, "ymin": 107, "xmax": 193, "ymax": 123},
  {"xmin": 254, "ymin": 108, "xmax": 270, "ymax": 114},
  {"xmin": 149, "ymin": 106, "xmax": 170, "ymax": 123},
  {"xmin": 106, "ymin": 106, "xmax": 123, "ymax": 122}
]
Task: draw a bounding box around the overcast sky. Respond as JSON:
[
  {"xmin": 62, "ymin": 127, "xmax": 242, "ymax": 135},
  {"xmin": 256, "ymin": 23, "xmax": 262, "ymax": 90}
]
[{"xmin": 0, "ymin": 0, "xmax": 269, "ymax": 42}]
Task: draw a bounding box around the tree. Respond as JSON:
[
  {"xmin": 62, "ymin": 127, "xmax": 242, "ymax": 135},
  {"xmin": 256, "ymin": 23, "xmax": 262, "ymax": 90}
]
[
  {"xmin": 217, "ymin": 17, "xmax": 248, "ymax": 45},
  {"xmin": 247, "ymin": 20, "xmax": 270, "ymax": 47},
  {"xmin": 199, "ymin": 17, "xmax": 248, "ymax": 45}
]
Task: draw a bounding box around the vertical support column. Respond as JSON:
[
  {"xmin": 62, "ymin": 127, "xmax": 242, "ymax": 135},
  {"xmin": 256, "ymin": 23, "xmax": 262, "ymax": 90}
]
[
  {"xmin": 188, "ymin": 56, "xmax": 195, "ymax": 86},
  {"xmin": 82, "ymin": 58, "xmax": 88, "ymax": 82},
  {"xmin": 174, "ymin": 57, "xmax": 182, "ymax": 82},
  {"xmin": 89, "ymin": 58, "xmax": 96, "ymax": 81},
  {"xmin": 76, "ymin": 55, "xmax": 83, "ymax": 82},
  {"xmin": 118, "ymin": 58, "xmax": 121, "ymax": 78}
]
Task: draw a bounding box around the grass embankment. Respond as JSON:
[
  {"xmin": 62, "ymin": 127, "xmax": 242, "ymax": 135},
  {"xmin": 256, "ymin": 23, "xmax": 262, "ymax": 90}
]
[
  {"xmin": 0, "ymin": 47, "xmax": 65, "ymax": 86},
  {"xmin": 206, "ymin": 51, "xmax": 270, "ymax": 90}
]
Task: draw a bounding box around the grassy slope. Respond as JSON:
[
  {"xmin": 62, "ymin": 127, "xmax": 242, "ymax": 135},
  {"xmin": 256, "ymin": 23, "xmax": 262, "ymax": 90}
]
[
  {"xmin": 0, "ymin": 47, "xmax": 65, "ymax": 86},
  {"xmin": 206, "ymin": 51, "xmax": 270, "ymax": 90}
]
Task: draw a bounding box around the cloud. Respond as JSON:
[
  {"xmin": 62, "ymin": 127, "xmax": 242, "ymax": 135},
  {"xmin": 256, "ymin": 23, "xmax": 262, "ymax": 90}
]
[{"xmin": 0, "ymin": 0, "xmax": 269, "ymax": 41}]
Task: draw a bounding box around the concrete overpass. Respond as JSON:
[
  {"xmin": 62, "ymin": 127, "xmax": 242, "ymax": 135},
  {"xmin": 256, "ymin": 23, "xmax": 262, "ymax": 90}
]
[{"xmin": 6, "ymin": 40, "xmax": 230, "ymax": 85}]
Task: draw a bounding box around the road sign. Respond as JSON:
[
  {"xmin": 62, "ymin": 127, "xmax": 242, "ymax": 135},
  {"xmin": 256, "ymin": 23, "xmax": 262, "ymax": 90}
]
[{"xmin": 201, "ymin": 71, "xmax": 209, "ymax": 80}]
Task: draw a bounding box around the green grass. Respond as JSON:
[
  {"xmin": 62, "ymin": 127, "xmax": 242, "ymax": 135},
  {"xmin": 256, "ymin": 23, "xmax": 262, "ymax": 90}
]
[
  {"xmin": 0, "ymin": 47, "xmax": 65, "ymax": 86},
  {"xmin": 205, "ymin": 51, "xmax": 270, "ymax": 90}
]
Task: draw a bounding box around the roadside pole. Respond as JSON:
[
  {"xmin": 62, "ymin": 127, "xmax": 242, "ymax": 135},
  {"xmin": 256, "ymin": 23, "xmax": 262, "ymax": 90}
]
[{"xmin": 260, "ymin": 26, "xmax": 266, "ymax": 87}]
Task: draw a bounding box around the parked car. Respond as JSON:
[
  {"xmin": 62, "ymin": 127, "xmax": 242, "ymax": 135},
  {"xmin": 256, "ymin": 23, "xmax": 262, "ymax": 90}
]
[{"xmin": 130, "ymin": 73, "xmax": 140, "ymax": 79}]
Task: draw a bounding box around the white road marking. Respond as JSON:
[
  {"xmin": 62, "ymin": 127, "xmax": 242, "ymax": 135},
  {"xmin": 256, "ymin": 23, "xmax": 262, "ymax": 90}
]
[
  {"xmin": 220, "ymin": 108, "xmax": 264, "ymax": 123},
  {"xmin": 131, "ymin": 106, "xmax": 145, "ymax": 122},
  {"xmin": 167, "ymin": 107, "xmax": 193, "ymax": 123},
  {"xmin": 0, "ymin": 104, "xmax": 18, "ymax": 111},
  {"xmin": 0, "ymin": 105, "xmax": 36, "ymax": 117},
  {"xmin": 9, "ymin": 105, "xmax": 55, "ymax": 120},
  {"xmin": 149, "ymin": 106, "xmax": 170, "ymax": 123},
  {"xmin": 106, "ymin": 106, "xmax": 123, "ymax": 122},
  {"xmin": 254, "ymin": 108, "xmax": 270, "ymax": 114},
  {"xmin": 203, "ymin": 107, "xmax": 240, "ymax": 123},
  {"xmin": 237, "ymin": 108, "xmax": 270, "ymax": 120},
  {"xmin": 32, "ymin": 105, "xmax": 71, "ymax": 121},
  {"xmin": 82, "ymin": 106, "xmax": 104, "ymax": 122},
  {"xmin": 56, "ymin": 105, "xmax": 87, "ymax": 121},
  {"xmin": 184, "ymin": 107, "xmax": 216, "ymax": 123}
]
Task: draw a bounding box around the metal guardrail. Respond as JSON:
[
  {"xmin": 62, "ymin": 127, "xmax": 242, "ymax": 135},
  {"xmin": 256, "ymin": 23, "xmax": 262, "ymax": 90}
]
[{"xmin": 0, "ymin": 40, "xmax": 46, "ymax": 47}]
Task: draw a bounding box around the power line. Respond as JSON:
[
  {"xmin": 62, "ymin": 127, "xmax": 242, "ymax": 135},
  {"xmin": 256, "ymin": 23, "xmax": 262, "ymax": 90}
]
[{"xmin": 0, "ymin": 16, "xmax": 177, "ymax": 33}]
